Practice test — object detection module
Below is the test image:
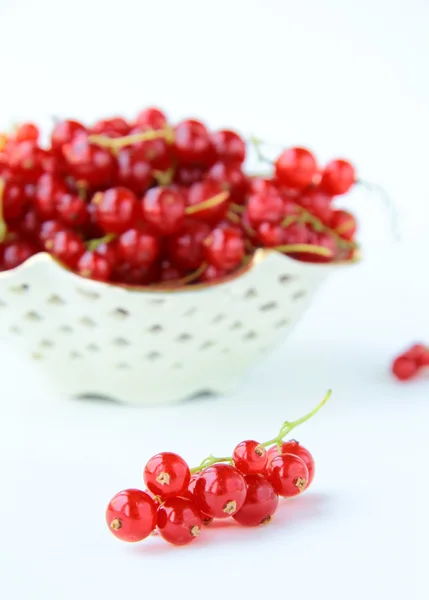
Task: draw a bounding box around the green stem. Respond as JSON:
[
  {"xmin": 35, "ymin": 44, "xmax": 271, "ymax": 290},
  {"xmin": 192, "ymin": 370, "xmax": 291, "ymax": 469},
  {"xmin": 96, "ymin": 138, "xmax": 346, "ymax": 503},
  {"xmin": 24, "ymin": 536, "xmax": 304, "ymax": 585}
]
[
  {"xmin": 250, "ymin": 136, "xmax": 274, "ymax": 166},
  {"xmin": 86, "ymin": 233, "xmax": 117, "ymax": 251},
  {"xmin": 0, "ymin": 178, "xmax": 7, "ymax": 243}
]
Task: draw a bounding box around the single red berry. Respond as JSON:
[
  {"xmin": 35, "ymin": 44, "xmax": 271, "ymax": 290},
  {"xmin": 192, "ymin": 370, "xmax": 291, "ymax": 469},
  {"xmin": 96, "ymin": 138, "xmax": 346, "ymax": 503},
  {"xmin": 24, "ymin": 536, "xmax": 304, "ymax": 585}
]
[
  {"xmin": 91, "ymin": 117, "xmax": 130, "ymax": 137},
  {"xmin": 157, "ymin": 497, "xmax": 202, "ymax": 546},
  {"xmin": 193, "ymin": 464, "xmax": 247, "ymax": 518},
  {"xmin": 403, "ymin": 344, "xmax": 429, "ymax": 367},
  {"xmin": 320, "ymin": 159, "xmax": 355, "ymax": 196},
  {"xmin": 391, "ymin": 355, "xmax": 419, "ymax": 381},
  {"xmin": 267, "ymin": 453, "xmax": 309, "ymax": 497},
  {"xmin": 44, "ymin": 230, "xmax": 85, "ymax": 268},
  {"xmin": 51, "ymin": 119, "xmax": 87, "ymax": 150},
  {"xmin": 211, "ymin": 130, "xmax": 246, "ymax": 165},
  {"xmin": 116, "ymin": 147, "xmax": 152, "ymax": 194},
  {"xmin": 142, "ymin": 187, "xmax": 186, "ymax": 236},
  {"xmin": 2, "ymin": 180, "xmax": 27, "ymax": 220},
  {"xmin": 174, "ymin": 165, "xmax": 206, "ymax": 187},
  {"xmin": 256, "ymin": 222, "xmax": 286, "ymax": 247},
  {"xmin": 77, "ymin": 251, "xmax": 112, "ymax": 282},
  {"xmin": 279, "ymin": 440, "xmax": 315, "ymax": 487},
  {"xmin": 233, "ymin": 440, "xmax": 268, "ymax": 475},
  {"xmin": 298, "ymin": 189, "xmax": 333, "ymax": 224},
  {"xmin": 282, "ymin": 222, "xmax": 311, "ymax": 245},
  {"xmin": 199, "ymin": 263, "xmax": 227, "ymax": 283},
  {"xmin": 106, "ymin": 489, "xmax": 157, "ymax": 542},
  {"xmin": 56, "ymin": 193, "xmax": 89, "ymax": 226},
  {"xmin": 16, "ymin": 208, "xmax": 41, "ymax": 241},
  {"xmin": 63, "ymin": 135, "xmax": 116, "ymax": 188},
  {"xmin": 135, "ymin": 107, "xmax": 167, "ymax": 130},
  {"xmin": 186, "ymin": 180, "xmax": 229, "ymax": 223},
  {"xmin": 9, "ymin": 141, "xmax": 45, "ymax": 182},
  {"xmin": 159, "ymin": 260, "xmax": 185, "ymax": 283},
  {"xmin": 232, "ymin": 475, "xmax": 279, "ymax": 526},
  {"xmin": 246, "ymin": 192, "xmax": 285, "ymax": 226},
  {"xmin": 94, "ymin": 187, "xmax": 139, "ymax": 234},
  {"xmin": 117, "ymin": 229, "xmax": 160, "ymax": 267},
  {"xmin": 330, "ymin": 209, "xmax": 357, "ymax": 240},
  {"xmin": 94, "ymin": 240, "xmax": 119, "ymax": 268},
  {"xmin": 128, "ymin": 130, "xmax": 172, "ymax": 171},
  {"xmin": 14, "ymin": 122, "xmax": 39, "ymax": 143},
  {"xmin": 144, "ymin": 452, "xmax": 191, "ymax": 499},
  {"xmin": 206, "ymin": 161, "xmax": 248, "ymax": 203},
  {"xmin": 34, "ymin": 173, "xmax": 67, "ymax": 219},
  {"xmin": 275, "ymin": 147, "xmax": 318, "ymax": 190},
  {"xmin": 38, "ymin": 219, "xmax": 64, "ymax": 243},
  {"xmin": 2, "ymin": 240, "xmax": 38, "ymax": 270},
  {"xmin": 174, "ymin": 119, "xmax": 216, "ymax": 167},
  {"xmin": 248, "ymin": 177, "xmax": 279, "ymax": 196},
  {"xmin": 203, "ymin": 226, "xmax": 245, "ymax": 271}
]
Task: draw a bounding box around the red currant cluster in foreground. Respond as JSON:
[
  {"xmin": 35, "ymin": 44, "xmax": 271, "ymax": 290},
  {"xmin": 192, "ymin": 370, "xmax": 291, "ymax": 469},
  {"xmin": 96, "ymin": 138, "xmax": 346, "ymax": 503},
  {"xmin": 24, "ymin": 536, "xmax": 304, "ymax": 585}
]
[
  {"xmin": 391, "ymin": 344, "xmax": 429, "ymax": 381},
  {"xmin": 106, "ymin": 391, "xmax": 330, "ymax": 547},
  {"xmin": 0, "ymin": 109, "xmax": 358, "ymax": 286}
]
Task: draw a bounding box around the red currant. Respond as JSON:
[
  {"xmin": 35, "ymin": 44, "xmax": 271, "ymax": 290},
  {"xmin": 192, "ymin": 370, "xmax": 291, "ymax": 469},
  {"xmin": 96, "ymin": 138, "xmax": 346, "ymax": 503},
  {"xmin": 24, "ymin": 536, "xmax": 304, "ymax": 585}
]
[
  {"xmin": 116, "ymin": 147, "xmax": 152, "ymax": 194},
  {"xmin": 44, "ymin": 230, "xmax": 85, "ymax": 268},
  {"xmin": 144, "ymin": 452, "xmax": 191, "ymax": 499},
  {"xmin": 141, "ymin": 187, "xmax": 186, "ymax": 235},
  {"xmin": 112, "ymin": 262, "xmax": 159, "ymax": 285},
  {"xmin": 128, "ymin": 131, "xmax": 172, "ymax": 171},
  {"xmin": 275, "ymin": 147, "xmax": 317, "ymax": 190},
  {"xmin": 9, "ymin": 141, "xmax": 45, "ymax": 182},
  {"xmin": 193, "ymin": 464, "xmax": 247, "ymax": 518},
  {"xmin": 157, "ymin": 497, "xmax": 202, "ymax": 546},
  {"xmin": 94, "ymin": 240, "xmax": 119, "ymax": 268},
  {"xmin": 174, "ymin": 165, "xmax": 206, "ymax": 187},
  {"xmin": 91, "ymin": 117, "xmax": 130, "ymax": 137},
  {"xmin": 267, "ymin": 453, "xmax": 309, "ymax": 497},
  {"xmin": 206, "ymin": 162, "xmax": 248, "ymax": 203},
  {"xmin": 282, "ymin": 222, "xmax": 311, "ymax": 245},
  {"xmin": 186, "ymin": 180, "xmax": 229, "ymax": 223},
  {"xmin": 203, "ymin": 226, "xmax": 245, "ymax": 271},
  {"xmin": 2, "ymin": 240, "xmax": 38, "ymax": 270},
  {"xmin": 34, "ymin": 173, "xmax": 67, "ymax": 219},
  {"xmin": 117, "ymin": 229, "xmax": 160, "ymax": 267},
  {"xmin": 39, "ymin": 219, "xmax": 64, "ymax": 243},
  {"xmin": 15, "ymin": 208, "xmax": 41, "ymax": 241},
  {"xmin": 391, "ymin": 355, "xmax": 418, "ymax": 381},
  {"xmin": 135, "ymin": 107, "xmax": 167, "ymax": 130},
  {"xmin": 330, "ymin": 210, "xmax": 357, "ymax": 240},
  {"xmin": 106, "ymin": 489, "xmax": 157, "ymax": 542},
  {"xmin": 2, "ymin": 180, "xmax": 27, "ymax": 220},
  {"xmin": 211, "ymin": 130, "xmax": 246, "ymax": 165},
  {"xmin": 174, "ymin": 119, "xmax": 215, "ymax": 167},
  {"xmin": 232, "ymin": 475, "xmax": 279, "ymax": 526},
  {"xmin": 56, "ymin": 193, "xmax": 89, "ymax": 226},
  {"xmin": 94, "ymin": 187, "xmax": 139, "ymax": 234},
  {"xmin": 51, "ymin": 119, "xmax": 87, "ymax": 150},
  {"xmin": 298, "ymin": 189, "xmax": 333, "ymax": 224},
  {"xmin": 248, "ymin": 177, "xmax": 279, "ymax": 196},
  {"xmin": 77, "ymin": 251, "xmax": 112, "ymax": 281},
  {"xmin": 320, "ymin": 159, "xmax": 355, "ymax": 196},
  {"xmin": 199, "ymin": 263, "xmax": 227, "ymax": 283},
  {"xmin": 63, "ymin": 135, "xmax": 116, "ymax": 188},
  {"xmin": 14, "ymin": 122, "xmax": 39, "ymax": 143},
  {"xmin": 159, "ymin": 260, "xmax": 184, "ymax": 283},
  {"xmin": 405, "ymin": 344, "xmax": 429, "ymax": 367},
  {"xmin": 233, "ymin": 440, "xmax": 268, "ymax": 475},
  {"xmin": 278, "ymin": 440, "xmax": 315, "ymax": 486},
  {"xmin": 246, "ymin": 192, "xmax": 285, "ymax": 226},
  {"xmin": 256, "ymin": 222, "xmax": 286, "ymax": 247}
]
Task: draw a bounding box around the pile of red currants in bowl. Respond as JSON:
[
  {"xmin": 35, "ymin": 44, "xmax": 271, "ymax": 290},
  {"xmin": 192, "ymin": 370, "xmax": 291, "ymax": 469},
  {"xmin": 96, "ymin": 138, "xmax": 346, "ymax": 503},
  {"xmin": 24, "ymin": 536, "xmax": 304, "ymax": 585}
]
[
  {"xmin": 0, "ymin": 108, "xmax": 358, "ymax": 286},
  {"xmin": 106, "ymin": 392, "xmax": 330, "ymax": 547}
]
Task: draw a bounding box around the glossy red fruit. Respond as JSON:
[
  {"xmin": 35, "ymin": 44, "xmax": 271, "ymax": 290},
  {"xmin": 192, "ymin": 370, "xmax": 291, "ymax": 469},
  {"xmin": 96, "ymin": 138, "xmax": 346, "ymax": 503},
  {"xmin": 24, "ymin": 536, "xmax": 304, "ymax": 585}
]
[
  {"xmin": 14, "ymin": 122, "xmax": 39, "ymax": 143},
  {"xmin": 116, "ymin": 147, "xmax": 152, "ymax": 194},
  {"xmin": 142, "ymin": 187, "xmax": 186, "ymax": 235},
  {"xmin": 56, "ymin": 193, "xmax": 89, "ymax": 226},
  {"xmin": 206, "ymin": 162, "xmax": 248, "ymax": 203},
  {"xmin": 3, "ymin": 180, "xmax": 27, "ymax": 220},
  {"xmin": 63, "ymin": 135, "xmax": 116, "ymax": 188},
  {"xmin": 91, "ymin": 117, "xmax": 130, "ymax": 137},
  {"xmin": 174, "ymin": 119, "xmax": 215, "ymax": 167},
  {"xmin": 135, "ymin": 107, "xmax": 167, "ymax": 130},
  {"xmin": 298, "ymin": 189, "xmax": 333, "ymax": 224},
  {"xmin": 199, "ymin": 263, "xmax": 227, "ymax": 283},
  {"xmin": 157, "ymin": 497, "xmax": 202, "ymax": 546},
  {"xmin": 203, "ymin": 226, "xmax": 245, "ymax": 271},
  {"xmin": 282, "ymin": 222, "xmax": 311, "ymax": 245},
  {"xmin": 320, "ymin": 159, "xmax": 355, "ymax": 196},
  {"xmin": 45, "ymin": 230, "xmax": 85, "ymax": 268},
  {"xmin": 186, "ymin": 475, "xmax": 213, "ymax": 524},
  {"xmin": 38, "ymin": 219, "xmax": 64, "ymax": 243},
  {"xmin": 2, "ymin": 240, "xmax": 38, "ymax": 270},
  {"xmin": 77, "ymin": 251, "xmax": 112, "ymax": 281},
  {"xmin": 233, "ymin": 475, "xmax": 279, "ymax": 526},
  {"xmin": 128, "ymin": 130, "xmax": 172, "ymax": 171},
  {"xmin": 94, "ymin": 187, "xmax": 139, "ymax": 234},
  {"xmin": 211, "ymin": 130, "xmax": 246, "ymax": 165},
  {"xmin": 330, "ymin": 210, "xmax": 357, "ymax": 240},
  {"xmin": 246, "ymin": 192, "xmax": 284, "ymax": 226},
  {"xmin": 405, "ymin": 344, "xmax": 429, "ymax": 367},
  {"xmin": 256, "ymin": 222, "xmax": 285, "ymax": 247},
  {"xmin": 193, "ymin": 464, "xmax": 247, "ymax": 518},
  {"xmin": 233, "ymin": 440, "xmax": 268, "ymax": 475},
  {"xmin": 34, "ymin": 173, "xmax": 67, "ymax": 219},
  {"xmin": 391, "ymin": 355, "xmax": 418, "ymax": 381},
  {"xmin": 278, "ymin": 440, "xmax": 315, "ymax": 486},
  {"xmin": 106, "ymin": 489, "xmax": 157, "ymax": 542},
  {"xmin": 267, "ymin": 453, "xmax": 309, "ymax": 497},
  {"xmin": 51, "ymin": 119, "xmax": 87, "ymax": 150},
  {"xmin": 186, "ymin": 180, "xmax": 229, "ymax": 223},
  {"xmin": 16, "ymin": 209, "xmax": 41, "ymax": 241},
  {"xmin": 167, "ymin": 219, "xmax": 210, "ymax": 270},
  {"xmin": 248, "ymin": 177, "xmax": 279, "ymax": 196},
  {"xmin": 275, "ymin": 147, "xmax": 317, "ymax": 190},
  {"xmin": 9, "ymin": 141, "xmax": 45, "ymax": 182},
  {"xmin": 144, "ymin": 452, "xmax": 191, "ymax": 499},
  {"xmin": 118, "ymin": 229, "xmax": 160, "ymax": 267},
  {"xmin": 174, "ymin": 165, "xmax": 206, "ymax": 187},
  {"xmin": 94, "ymin": 240, "xmax": 119, "ymax": 268},
  {"xmin": 301, "ymin": 231, "xmax": 336, "ymax": 263},
  {"xmin": 159, "ymin": 260, "xmax": 184, "ymax": 283}
]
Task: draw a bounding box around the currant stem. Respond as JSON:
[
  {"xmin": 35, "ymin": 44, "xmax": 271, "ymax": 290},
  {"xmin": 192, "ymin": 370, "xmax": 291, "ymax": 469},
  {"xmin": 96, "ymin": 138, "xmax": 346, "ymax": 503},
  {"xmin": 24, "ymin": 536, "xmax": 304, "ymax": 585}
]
[
  {"xmin": 0, "ymin": 178, "xmax": 7, "ymax": 243},
  {"xmin": 274, "ymin": 243, "xmax": 334, "ymax": 258},
  {"xmin": 185, "ymin": 191, "xmax": 230, "ymax": 215},
  {"xmin": 89, "ymin": 127, "xmax": 175, "ymax": 150},
  {"xmin": 250, "ymin": 136, "xmax": 274, "ymax": 166},
  {"xmin": 86, "ymin": 233, "xmax": 117, "ymax": 251}
]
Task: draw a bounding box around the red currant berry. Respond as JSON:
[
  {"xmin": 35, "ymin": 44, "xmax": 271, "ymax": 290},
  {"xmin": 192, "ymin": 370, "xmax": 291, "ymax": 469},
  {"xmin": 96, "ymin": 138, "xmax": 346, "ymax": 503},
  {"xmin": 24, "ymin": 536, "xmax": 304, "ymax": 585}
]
[
  {"xmin": 174, "ymin": 165, "xmax": 206, "ymax": 187},
  {"xmin": 206, "ymin": 162, "xmax": 248, "ymax": 203},
  {"xmin": 267, "ymin": 453, "xmax": 309, "ymax": 497},
  {"xmin": 15, "ymin": 122, "xmax": 39, "ymax": 143},
  {"xmin": 142, "ymin": 187, "xmax": 186, "ymax": 236},
  {"xmin": 34, "ymin": 173, "xmax": 67, "ymax": 219},
  {"xmin": 2, "ymin": 240, "xmax": 38, "ymax": 270},
  {"xmin": 391, "ymin": 355, "xmax": 418, "ymax": 381},
  {"xmin": 282, "ymin": 222, "xmax": 311, "ymax": 245},
  {"xmin": 45, "ymin": 230, "xmax": 85, "ymax": 268},
  {"xmin": 246, "ymin": 192, "xmax": 285, "ymax": 226},
  {"xmin": 248, "ymin": 177, "xmax": 279, "ymax": 196},
  {"xmin": 63, "ymin": 135, "xmax": 116, "ymax": 188},
  {"xmin": 174, "ymin": 119, "xmax": 215, "ymax": 167},
  {"xmin": 94, "ymin": 240, "xmax": 119, "ymax": 268},
  {"xmin": 186, "ymin": 180, "xmax": 229, "ymax": 223},
  {"xmin": 77, "ymin": 251, "xmax": 112, "ymax": 282},
  {"xmin": 128, "ymin": 131, "xmax": 172, "ymax": 171},
  {"xmin": 193, "ymin": 464, "xmax": 247, "ymax": 518},
  {"xmin": 135, "ymin": 107, "xmax": 167, "ymax": 130},
  {"xmin": 298, "ymin": 189, "xmax": 333, "ymax": 224},
  {"xmin": 56, "ymin": 193, "xmax": 89, "ymax": 226},
  {"xmin": 279, "ymin": 440, "xmax": 315, "ymax": 486},
  {"xmin": 203, "ymin": 226, "xmax": 245, "ymax": 271},
  {"xmin": 144, "ymin": 452, "xmax": 191, "ymax": 499},
  {"xmin": 211, "ymin": 130, "xmax": 246, "ymax": 165},
  {"xmin": 16, "ymin": 208, "xmax": 41, "ymax": 241},
  {"xmin": 199, "ymin": 263, "xmax": 227, "ymax": 283},
  {"xmin": 330, "ymin": 210, "xmax": 357, "ymax": 240},
  {"xmin": 157, "ymin": 497, "xmax": 202, "ymax": 546},
  {"xmin": 106, "ymin": 489, "xmax": 157, "ymax": 542},
  {"xmin": 233, "ymin": 440, "xmax": 268, "ymax": 475},
  {"xmin": 39, "ymin": 219, "xmax": 64, "ymax": 243},
  {"xmin": 51, "ymin": 119, "xmax": 87, "ymax": 150},
  {"xmin": 94, "ymin": 187, "xmax": 139, "ymax": 234},
  {"xmin": 2, "ymin": 180, "xmax": 27, "ymax": 220},
  {"xmin": 299, "ymin": 231, "xmax": 336, "ymax": 263},
  {"xmin": 117, "ymin": 229, "xmax": 160, "ymax": 267},
  {"xmin": 112, "ymin": 262, "xmax": 159, "ymax": 285},
  {"xmin": 91, "ymin": 117, "xmax": 130, "ymax": 137},
  {"xmin": 320, "ymin": 159, "xmax": 355, "ymax": 196},
  {"xmin": 116, "ymin": 147, "xmax": 152, "ymax": 194},
  {"xmin": 9, "ymin": 141, "xmax": 45, "ymax": 182},
  {"xmin": 275, "ymin": 147, "xmax": 317, "ymax": 190},
  {"xmin": 232, "ymin": 475, "xmax": 279, "ymax": 526},
  {"xmin": 405, "ymin": 344, "xmax": 429, "ymax": 367},
  {"xmin": 159, "ymin": 260, "xmax": 184, "ymax": 282},
  {"xmin": 256, "ymin": 222, "xmax": 286, "ymax": 247}
]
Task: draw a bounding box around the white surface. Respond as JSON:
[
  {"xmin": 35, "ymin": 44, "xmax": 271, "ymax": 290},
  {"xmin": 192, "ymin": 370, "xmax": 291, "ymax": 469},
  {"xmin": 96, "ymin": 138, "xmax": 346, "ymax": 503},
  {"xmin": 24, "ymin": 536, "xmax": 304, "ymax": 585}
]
[{"xmin": 0, "ymin": 0, "xmax": 428, "ymax": 598}]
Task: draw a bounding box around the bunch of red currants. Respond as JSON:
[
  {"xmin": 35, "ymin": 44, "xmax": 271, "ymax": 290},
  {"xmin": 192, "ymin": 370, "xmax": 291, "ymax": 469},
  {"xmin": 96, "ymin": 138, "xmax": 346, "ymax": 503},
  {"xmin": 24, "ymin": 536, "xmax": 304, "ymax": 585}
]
[
  {"xmin": 391, "ymin": 343, "xmax": 429, "ymax": 381},
  {"xmin": 106, "ymin": 391, "xmax": 330, "ymax": 547},
  {"xmin": 0, "ymin": 108, "xmax": 358, "ymax": 286}
]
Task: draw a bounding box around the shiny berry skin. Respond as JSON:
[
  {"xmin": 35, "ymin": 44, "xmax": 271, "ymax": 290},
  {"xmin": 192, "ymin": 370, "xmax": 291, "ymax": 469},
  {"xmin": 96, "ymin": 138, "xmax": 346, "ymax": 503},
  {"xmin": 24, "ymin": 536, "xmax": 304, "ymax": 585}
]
[
  {"xmin": 63, "ymin": 135, "xmax": 116, "ymax": 188},
  {"xmin": 174, "ymin": 119, "xmax": 215, "ymax": 167},
  {"xmin": 320, "ymin": 159, "xmax": 355, "ymax": 196},
  {"xmin": 405, "ymin": 344, "xmax": 429, "ymax": 367},
  {"xmin": 56, "ymin": 193, "xmax": 89, "ymax": 226},
  {"xmin": 159, "ymin": 260, "xmax": 184, "ymax": 282},
  {"xmin": 211, "ymin": 130, "xmax": 246, "ymax": 165},
  {"xmin": 232, "ymin": 475, "xmax": 279, "ymax": 526},
  {"xmin": 141, "ymin": 187, "xmax": 186, "ymax": 235},
  {"xmin": 330, "ymin": 209, "xmax": 357, "ymax": 240},
  {"xmin": 94, "ymin": 240, "xmax": 119, "ymax": 268},
  {"xmin": 267, "ymin": 453, "xmax": 309, "ymax": 497},
  {"xmin": 135, "ymin": 107, "xmax": 167, "ymax": 130},
  {"xmin": 247, "ymin": 192, "xmax": 284, "ymax": 226},
  {"xmin": 157, "ymin": 497, "xmax": 202, "ymax": 546},
  {"xmin": 193, "ymin": 464, "xmax": 247, "ymax": 518},
  {"xmin": 298, "ymin": 189, "xmax": 333, "ymax": 224},
  {"xmin": 77, "ymin": 251, "xmax": 112, "ymax": 281},
  {"xmin": 117, "ymin": 229, "xmax": 160, "ymax": 267},
  {"xmin": 282, "ymin": 222, "xmax": 311, "ymax": 245},
  {"xmin": 391, "ymin": 355, "xmax": 418, "ymax": 381},
  {"xmin": 233, "ymin": 440, "xmax": 268, "ymax": 475},
  {"xmin": 116, "ymin": 147, "xmax": 152, "ymax": 194},
  {"xmin": 34, "ymin": 173, "xmax": 67, "ymax": 219},
  {"xmin": 206, "ymin": 161, "xmax": 248, "ymax": 203},
  {"xmin": 174, "ymin": 165, "xmax": 206, "ymax": 187},
  {"xmin": 278, "ymin": 440, "xmax": 315, "ymax": 486},
  {"xmin": 300, "ymin": 231, "xmax": 336, "ymax": 263},
  {"xmin": 3, "ymin": 180, "xmax": 27, "ymax": 220},
  {"xmin": 15, "ymin": 209, "xmax": 41, "ymax": 241},
  {"xmin": 94, "ymin": 187, "xmax": 139, "ymax": 234},
  {"xmin": 256, "ymin": 222, "xmax": 285, "ymax": 247},
  {"xmin": 144, "ymin": 452, "xmax": 191, "ymax": 499},
  {"xmin": 128, "ymin": 131, "xmax": 172, "ymax": 171},
  {"xmin": 91, "ymin": 117, "xmax": 130, "ymax": 137},
  {"xmin": 15, "ymin": 122, "xmax": 39, "ymax": 143},
  {"xmin": 275, "ymin": 147, "xmax": 317, "ymax": 190},
  {"xmin": 106, "ymin": 489, "xmax": 157, "ymax": 542},
  {"xmin": 203, "ymin": 226, "xmax": 245, "ymax": 271},
  {"xmin": 186, "ymin": 180, "xmax": 229, "ymax": 223},
  {"xmin": 51, "ymin": 119, "xmax": 87, "ymax": 150},
  {"xmin": 199, "ymin": 263, "xmax": 227, "ymax": 283},
  {"xmin": 9, "ymin": 141, "xmax": 45, "ymax": 182},
  {"xmin": 2, "ymin": 240, "xmax": 38, "ymax": 270},
  {"xmin": 45, "ymin": 230, "xmax": 85, "ymax": 268},
  {"xmin": 248, "ymin": 177, "xmax": 279, "ymax": 196},
  {"xmin": 39, "ymin": 219, "xmax": 64, "ymax": 243}
]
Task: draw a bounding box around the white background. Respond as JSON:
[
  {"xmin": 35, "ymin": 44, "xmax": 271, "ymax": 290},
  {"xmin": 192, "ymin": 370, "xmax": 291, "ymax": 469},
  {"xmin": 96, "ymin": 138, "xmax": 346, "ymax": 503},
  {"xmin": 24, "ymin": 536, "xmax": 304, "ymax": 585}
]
[{"xmin": 0, "ymin": 0, "xmax": 428, "ymax": 598}]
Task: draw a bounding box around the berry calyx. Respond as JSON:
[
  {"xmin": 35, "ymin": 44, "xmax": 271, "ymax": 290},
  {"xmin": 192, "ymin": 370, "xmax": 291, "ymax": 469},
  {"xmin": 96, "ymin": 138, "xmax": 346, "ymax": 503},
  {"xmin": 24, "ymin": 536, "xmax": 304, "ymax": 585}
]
[
  {"xmin": 156, "ymin": 497, "xmax": 202, "ymax": 546},
  {"xmin": 106, "ymin": 489, "xmax": 157, "ymax": 542},
  {"xmin": 232, "ymin": 475, "xmax": 279, "ymax": 526},
  {"xmin": 144, "ymin": 452, "xmax": 191, "ymax": 499}
]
